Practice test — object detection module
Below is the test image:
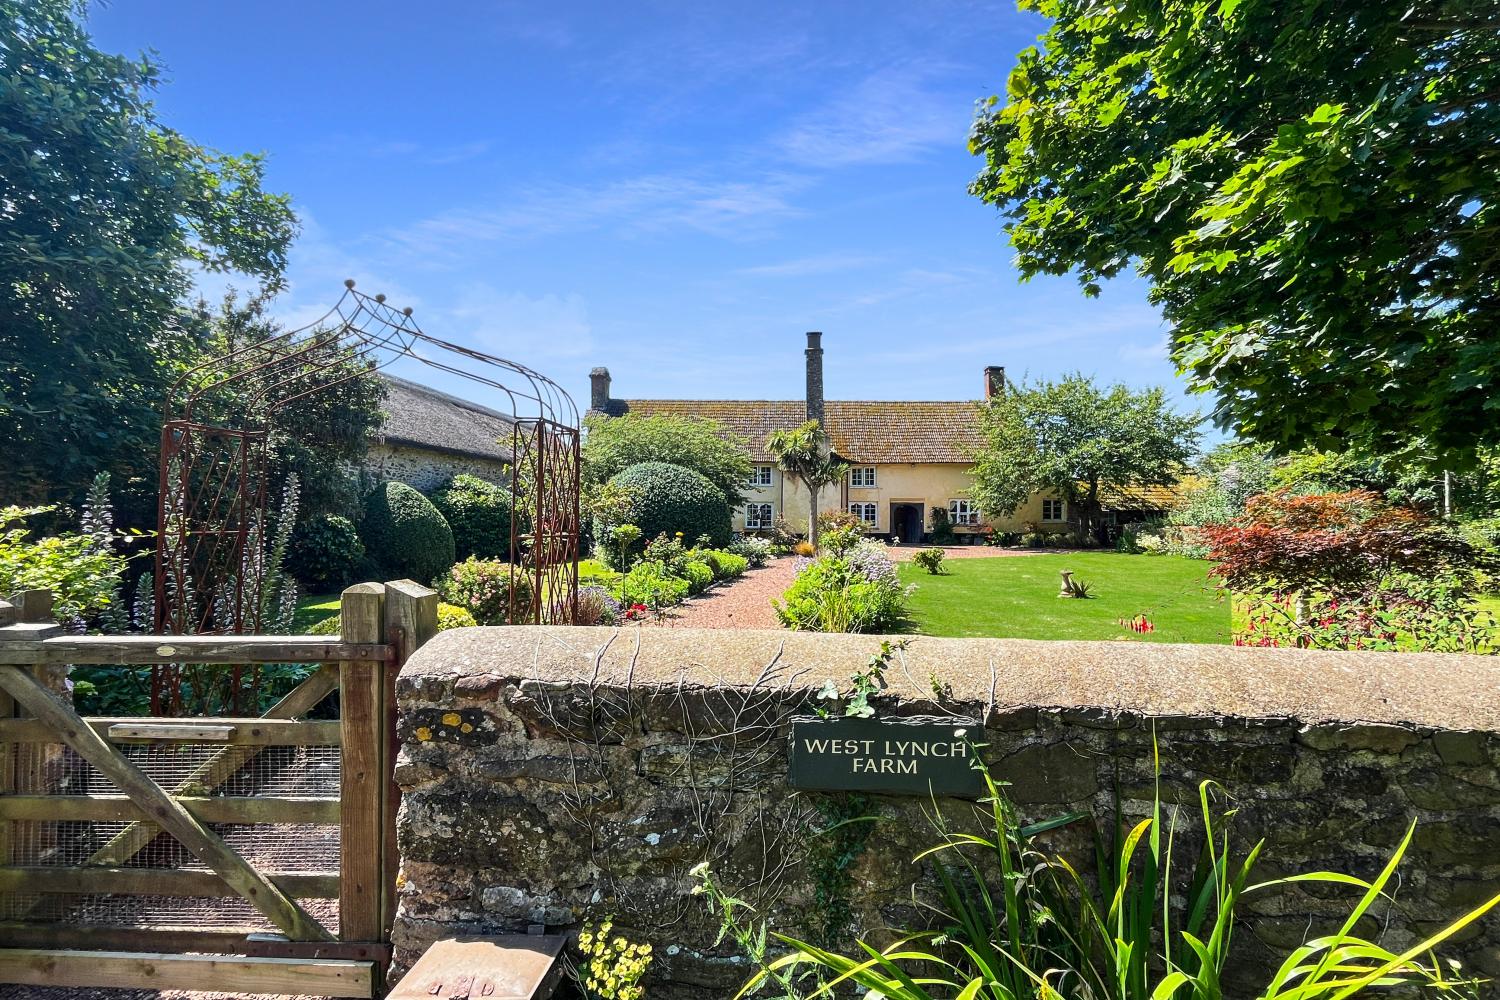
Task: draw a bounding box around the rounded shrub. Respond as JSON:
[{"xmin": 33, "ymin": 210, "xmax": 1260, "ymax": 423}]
[
  {"xmin": 437, "ymin": 556, "xmax": 534, "ymax": 625},
  {"xmin": 603, "ymin": 462, "xmax": 731, "ymax": 550},
  {"xmin": 622, "ymin": 561, "xmax": 690, "ymax": 610},
  {"xmin": 308, "ymin": 601, "xmax": 476, "ymax": 636},
  {"xmin": 431, "ymin": 474, "xmax": 513, "ymax": 560},
  {"xmin": 283, "ymin": 514, "xmax": 365, "ymax": 592},
  {"xmin": 361, "ymin": 481, "xmax": 456, "ymax": 585},
  {"xmin": 682, "ymin": 560, "xmax": 714, "ymax": 594}
]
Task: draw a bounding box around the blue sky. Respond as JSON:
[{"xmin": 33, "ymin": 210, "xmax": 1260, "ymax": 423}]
[{"xmin": 93, "ymin": 1, "xmax": 1190, "ymax": 425}]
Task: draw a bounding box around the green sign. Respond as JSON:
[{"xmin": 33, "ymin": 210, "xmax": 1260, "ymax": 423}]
[{"xmin": 788, "ymin": 716, "xmax": 985, "ymax": 798}]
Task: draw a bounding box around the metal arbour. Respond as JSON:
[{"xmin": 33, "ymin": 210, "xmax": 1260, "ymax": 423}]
[{"xmin": 156, "ymin": 281, "xmax": 580, "ymax": 707}]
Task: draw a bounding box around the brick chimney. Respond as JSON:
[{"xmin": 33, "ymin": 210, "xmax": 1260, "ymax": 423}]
[
  {"xmin": 805, "ymin": 332, "xmax": 824, "ymax": 425},
  {"xmin": 589, "ymin": 367, "xmax": 611, "ymax": 411},
  {"xmin": 983, "ymin": 365, "xmax": 1006, "ymax": 400}
]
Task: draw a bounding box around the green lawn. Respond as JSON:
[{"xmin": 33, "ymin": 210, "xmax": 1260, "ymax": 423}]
[
  {"xmin": 293, "ymin": 593, "xmax": 341, "ymax": 632},
  {"xmin": 898, "ymin": 553, "xmax": 1231, "ymax": 644}
]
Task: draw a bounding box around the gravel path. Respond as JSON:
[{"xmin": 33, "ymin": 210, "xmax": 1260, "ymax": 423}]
[{"xmin": 645, "ymin": 557, "xmax": 800, "ymax": 630}]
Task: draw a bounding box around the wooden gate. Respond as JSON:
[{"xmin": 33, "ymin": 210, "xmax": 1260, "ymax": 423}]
[{"xmin": 0, "ymin": 581, "xmax": 437, "ymax": 996}]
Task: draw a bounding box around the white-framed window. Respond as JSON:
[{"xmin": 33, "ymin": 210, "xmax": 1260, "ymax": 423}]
[
  {"xmin": 748, "ymin": 465, "xmax": 773, "ymax": 487},
  {"xmin": 948, "ymin": 499, "xmax": 980, "ymax": 526},
  {"xmin": 849, "ymin": 467, "xmax": 877, "ymax": 488},
  {"xmin": 744, "ymin": 503, "xmax": 774, "ymax": 529},
  {"xmin": 1041, "ymin": 498, "xmax": 1066, "ymax": 522},
  {"xmin": 848, "ymin": 502, "xmax": 877, "ymax": 526}
]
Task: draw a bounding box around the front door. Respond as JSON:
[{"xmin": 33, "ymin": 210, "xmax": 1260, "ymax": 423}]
[{"xmin": 890, "ymin": 503, "xmax": 923, "ymax": 543}]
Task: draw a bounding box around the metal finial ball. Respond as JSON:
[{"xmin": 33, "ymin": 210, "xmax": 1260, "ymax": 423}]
[
  {"xmin": 344, "ymin": 278, "xmax": 356, "ymax": 289},
  {"xmin": 375, "ymin": 293, "xmax": 386, "ymax": 303},
  {"xmin": 403, "ymin": 307, "xmax": 413, "ymax": 316}
]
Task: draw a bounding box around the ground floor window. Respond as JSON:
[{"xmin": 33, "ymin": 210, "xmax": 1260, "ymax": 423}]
[
  {"xmin": 1041, "ymin": 498, "xmax": 1066, "ymax": 522},
  {"xmin": 948, "ymin": 499, "xmax": 980, "ymax": 526},
  {"xmin": 744, "ymin": 503, "xmax": 774, "ymax": 529},
  {"xmin": 849, "ymin": 502, "xmax": 877, "ymax": 526}
]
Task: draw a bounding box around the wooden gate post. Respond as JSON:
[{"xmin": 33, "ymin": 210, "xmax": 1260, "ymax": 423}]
[
  {"xmin": 379, "ymin": 581, "xmax": 438, "ymax": 936},
  {"xmin": 338, "ymin": 583, "xmax": 386, "ymax": 943}
]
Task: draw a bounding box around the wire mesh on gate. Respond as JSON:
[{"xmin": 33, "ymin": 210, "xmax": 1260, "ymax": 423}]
[
  {"xmin": 2, "ymin": 740, "xmax": 342, "ymax": 934},
  {"xmin": 155, "ymin": 281, "xmax": 581, "ymax": 711}
]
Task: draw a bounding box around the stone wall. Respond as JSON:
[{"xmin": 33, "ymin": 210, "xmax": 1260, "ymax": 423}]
[
  {"xmin": 362, "ymin": 442, "xmax": 510, "ymax": 493},
  {"xmin": 394, "ymin": 627, "xmax": 1500, "ymax": 997}
]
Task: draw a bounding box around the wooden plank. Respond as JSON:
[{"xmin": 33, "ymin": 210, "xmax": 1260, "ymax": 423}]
[
  {"xmin": 0, "ymin": 665, "xmax": 333, "ymax": 942},
  {"xmin": 0, "ymin": 866, "xmax": 339, "ymax": 898},
  {"xmin": 107, "ymin": 722, "xmax": 236, "ymax": 741},
  {"xmin": 0, "ymin": 634, "xmax": 392, "ymax": 666},
  {"xmin": 80, "ymin": 664, "xmax": 341, "ymax": 871},
  {"xmin": 381, "ymin": 579, "xmax": 439, "ymax": 936},
  {"xmin": 0, "ymin": 923, "xmax": 265, "ymax": 954},
  {"xmin": 0, "ymin": 949, "xmax": 373, "ymax": 997},
  {"xmin": 0, "ymin": 716, "xmax": 341, "ymax": 746},
  {"xmin": 0, "ymin": 923, "xmax": 385, "ymax": 961},
  {"xmin": 0, "ymin": 794, "xmax": 339, "ymax": 825},
  {"xmin": 339, "ymin": 583, "xmax": 385, "ymax": 944},
  {"xmin": 388, "ymin": 935, "xmax": 567, "ymax": 1000}
]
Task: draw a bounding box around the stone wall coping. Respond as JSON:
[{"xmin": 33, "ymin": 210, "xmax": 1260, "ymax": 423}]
[{"xmin": 398, "ymin": 626, "xmax": 1500, "ymax": 732}]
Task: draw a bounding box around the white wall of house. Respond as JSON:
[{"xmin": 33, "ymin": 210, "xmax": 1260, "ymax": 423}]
[{"xmin": 733, "ymin": 461, "xmax": 1072, "ymax": 538}]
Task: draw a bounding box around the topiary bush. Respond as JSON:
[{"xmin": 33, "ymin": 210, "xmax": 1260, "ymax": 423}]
[
  {"xmin": 284, "ymin": 514, "xmax": 365, "ymax": 592},
  {"xmin": 704, "ymin": 549, "xmax": 748, "ymax": 579},
  {"xmin": 361, "ymin": 481, "xmax": 455, "ymax": 584},
  {"xmin": 622, "ymin": 561, "xmax": 690, "ymax": 610},
  {"xmin": 437, "ymin": 556, "xmax": 534, "ymax": 625},
  {"xmin": 603, "ymin": 462, "xmax": 731, "ymax": 550},
  {"xmin": 308, "ymin": 601, "xmax": 476, "ymax": 636},
  {"xmin": 682, "ymin": 560, "xmax": 714, "ymax": 595},
  {"xmin": 431, "ymin": 474, "xmax": 513, "ymax": 560}
]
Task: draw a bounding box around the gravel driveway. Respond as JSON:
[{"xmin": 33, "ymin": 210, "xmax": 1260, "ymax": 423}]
[{"xmin": 645, "ymin": 557, "xmax": 800, "ymax": 629}]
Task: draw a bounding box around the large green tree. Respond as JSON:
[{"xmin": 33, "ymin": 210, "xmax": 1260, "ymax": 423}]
[
  {"xmin": 971, "ymin": 375, "xmax": 1200, "ymax": 538},
  {"xmin": 0, "ymin": 0, "xmax": 296, "ymax": 504},
  {"xmin": 970, "ymin": 0, "xmax": 1498, "ymax": 469},
  {"xmin": 583, "ymin": 412, "xmax": 754, "ymax": 507}
]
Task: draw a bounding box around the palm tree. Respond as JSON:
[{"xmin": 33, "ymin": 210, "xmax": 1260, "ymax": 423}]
[{"xmin": 766, "ymin": 420, "xmax": 848, "ymax": 549}]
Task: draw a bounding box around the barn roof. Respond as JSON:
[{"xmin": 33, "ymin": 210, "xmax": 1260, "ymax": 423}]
[{"xmin": 376, "ymin": 375, "xmax": 513, "ymax": 463}]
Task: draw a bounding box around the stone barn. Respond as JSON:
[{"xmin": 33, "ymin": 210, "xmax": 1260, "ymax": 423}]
[{"xmin": 364, "ymin": 375, "xmax": 513, "ymax": 491}]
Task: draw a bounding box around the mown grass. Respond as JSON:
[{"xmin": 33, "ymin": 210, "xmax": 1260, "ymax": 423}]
[
  {"xmin": 897, "ymin": 552, "xmax": 1231, "ymax": 644},
  {"xmin": 292, "ymin": 593, "xmax": 341, "ymax": 632}
]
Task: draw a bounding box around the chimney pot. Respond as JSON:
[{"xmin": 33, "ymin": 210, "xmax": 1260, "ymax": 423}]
[
  {"xmin": 805, "ymin": 332, "xmax": 825, "ymax": 425},
  {"xmin": 983, "ymin": 365, "xmax": 1006, "ymax": 400},
  {"xmin": 589, "ymin": 367, "xmax": 612, "ymax": 412}
]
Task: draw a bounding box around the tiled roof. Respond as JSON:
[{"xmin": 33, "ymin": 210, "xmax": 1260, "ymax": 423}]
[
  {"xmin": 378, "ymin": 375, "xmax": 513, "ymax": 463},
  {"xmin": 600, "ymin": 399, "xmax": 983, "ymax": 464}
]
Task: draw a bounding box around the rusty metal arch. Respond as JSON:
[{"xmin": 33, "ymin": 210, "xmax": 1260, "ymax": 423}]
[{"xmin": 155, "ymin": 281, "xmax": 579, "ymax": 708}]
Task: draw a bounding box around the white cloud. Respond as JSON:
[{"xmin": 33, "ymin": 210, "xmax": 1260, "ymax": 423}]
[
  {"xmin": 773, "ymin": 63, "xmax": 970, "ymax": 167},
  {"xmin": 441, "ymin": 286, "xmax": 596, "ymax": 363},
  {"xmin": 387, "ymin": 171, "xmax": 809, "ymax": 258},
  {"xmin": 1117, "ymin": 333, "xmax": 1173, "ymax": 364}
]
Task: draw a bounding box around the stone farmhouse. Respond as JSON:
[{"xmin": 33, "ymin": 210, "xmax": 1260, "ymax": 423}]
[
  {"xmin": 363, "ymin": 374, "xmax": 513, "ymax": 491},
  {"xmin": 589, "ymin": 333, "xmax": 1171, "ymax": 542}
]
